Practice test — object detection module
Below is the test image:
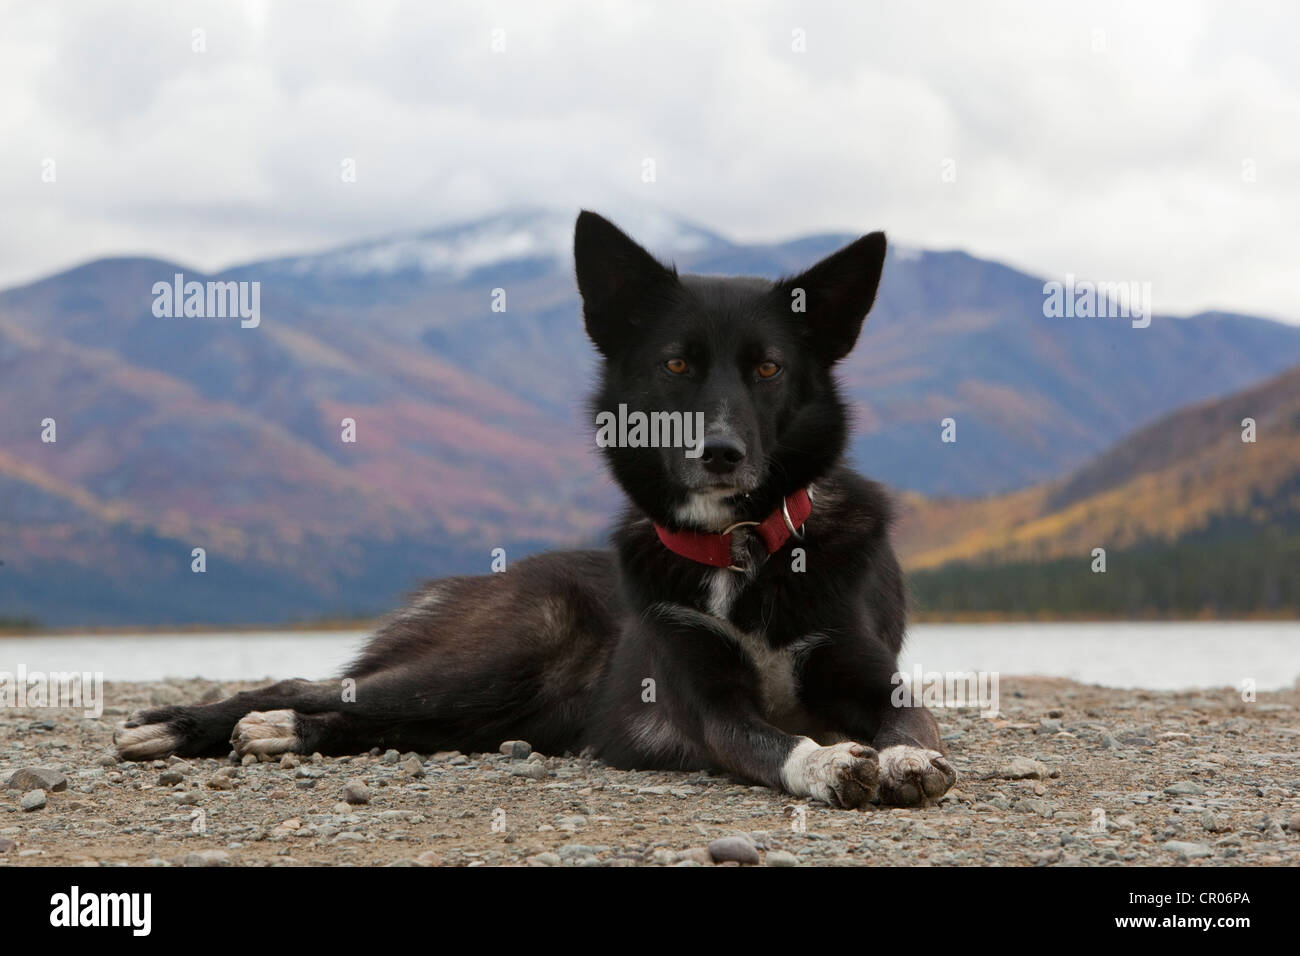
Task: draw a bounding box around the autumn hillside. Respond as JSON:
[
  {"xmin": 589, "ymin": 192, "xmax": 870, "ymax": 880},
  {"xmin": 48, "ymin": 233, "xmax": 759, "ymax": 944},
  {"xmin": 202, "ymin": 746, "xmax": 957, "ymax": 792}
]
[{"xmin": 897, "ymin": 363, "xmax": 1300, "ymax": 618}]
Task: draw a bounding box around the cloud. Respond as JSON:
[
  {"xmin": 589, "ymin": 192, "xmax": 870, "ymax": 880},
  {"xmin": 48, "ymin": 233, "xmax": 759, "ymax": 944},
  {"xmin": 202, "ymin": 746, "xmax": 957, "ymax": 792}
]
[{"xmin": 0, "ymin": 0, "xmax": 1296, "ymax": 319}]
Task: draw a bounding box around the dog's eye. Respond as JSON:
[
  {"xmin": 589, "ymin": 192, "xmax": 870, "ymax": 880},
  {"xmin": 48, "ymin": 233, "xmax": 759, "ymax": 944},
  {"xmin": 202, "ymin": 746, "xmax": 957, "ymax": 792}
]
[
  {"xmin": 665, "ymin": 358, "xmax": 689, "ymax": 375},
  {"xmin": 757, "ymin": 361, "xmax": 782, "ymax": 379}
]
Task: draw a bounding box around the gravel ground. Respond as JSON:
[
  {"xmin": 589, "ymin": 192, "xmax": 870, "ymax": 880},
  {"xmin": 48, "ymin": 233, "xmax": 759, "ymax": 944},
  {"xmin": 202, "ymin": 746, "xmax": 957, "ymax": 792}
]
[{"xmin": 2, "ymin": 677, "xmax": 1298, "ymax": 867}]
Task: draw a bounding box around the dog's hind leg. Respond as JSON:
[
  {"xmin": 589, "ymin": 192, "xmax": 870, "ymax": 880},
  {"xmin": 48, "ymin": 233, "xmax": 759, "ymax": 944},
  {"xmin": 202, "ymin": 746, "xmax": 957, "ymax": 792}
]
[{"xmin": 115, "ymin": 678, "xmax": 343, "ymax": 760}]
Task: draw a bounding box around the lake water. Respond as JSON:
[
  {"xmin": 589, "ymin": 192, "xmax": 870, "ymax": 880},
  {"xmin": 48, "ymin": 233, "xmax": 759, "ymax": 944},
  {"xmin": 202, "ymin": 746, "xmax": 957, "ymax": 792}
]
[{"xmin": 0, "ymin": 621, "xmax": 1296, "ymax": 691}]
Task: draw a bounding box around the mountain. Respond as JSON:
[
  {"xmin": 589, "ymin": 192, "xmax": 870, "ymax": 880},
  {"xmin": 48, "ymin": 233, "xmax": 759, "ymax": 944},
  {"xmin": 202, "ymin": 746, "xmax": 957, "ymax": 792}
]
[
  {"xmin": 898, "ymin": 363, "xmax": 1300, "ymax": 618},
  {"xmin": 1, "ymin": 207, "xmax": 1298, "ymax": 626}
]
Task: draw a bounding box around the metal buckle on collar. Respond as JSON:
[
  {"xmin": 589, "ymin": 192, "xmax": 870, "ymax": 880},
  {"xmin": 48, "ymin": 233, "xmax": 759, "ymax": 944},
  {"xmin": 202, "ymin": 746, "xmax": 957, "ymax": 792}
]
[
  {"xmin": 721, "ymin": 520, "xmax": 759, "ymax": 573},
  {"xmin": 782, "ymin": 497, "xmax": 805, "ymax": 540}
]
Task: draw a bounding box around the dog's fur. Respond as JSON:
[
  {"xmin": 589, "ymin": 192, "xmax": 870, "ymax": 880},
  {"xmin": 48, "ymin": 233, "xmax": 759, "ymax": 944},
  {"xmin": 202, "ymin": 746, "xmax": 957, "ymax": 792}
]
[{"xmin": 116, "ymin": 211, "xmax": 955, "ymax": 808}]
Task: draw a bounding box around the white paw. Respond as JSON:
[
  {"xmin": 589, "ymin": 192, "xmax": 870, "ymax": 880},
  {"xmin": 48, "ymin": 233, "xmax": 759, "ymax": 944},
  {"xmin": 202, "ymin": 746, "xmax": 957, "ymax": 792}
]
[
  {"xmin": 114, "ymin": 722, "xmax": 180, "ymax": 761},
  {"xmin": 877, "ymin": 745, "xmax": 956, "ymax": 806},
  {"xmin": 231, "ymin": 710, "xmax": 300, "ymax": 757},
  {"xmin": 781, "ymin": 738, "xmax": 880, "ymax": 809}
]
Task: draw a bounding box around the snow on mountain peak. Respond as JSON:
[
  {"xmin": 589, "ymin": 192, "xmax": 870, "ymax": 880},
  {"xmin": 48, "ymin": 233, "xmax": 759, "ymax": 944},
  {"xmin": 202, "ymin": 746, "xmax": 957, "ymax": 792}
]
[{"xmin": 271, "ymin": 208, "xmax": 726, "ymax": 280}]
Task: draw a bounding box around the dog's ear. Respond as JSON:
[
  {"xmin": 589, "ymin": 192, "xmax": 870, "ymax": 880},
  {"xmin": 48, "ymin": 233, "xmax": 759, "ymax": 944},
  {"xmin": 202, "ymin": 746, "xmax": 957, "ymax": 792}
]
[
  {"xmin": 574, "ymin": 210, "xmax": 676, "ymax": 354},
  {"xmin": 775, "ymin": 232, "xmax": 887, "ymax": 365}
]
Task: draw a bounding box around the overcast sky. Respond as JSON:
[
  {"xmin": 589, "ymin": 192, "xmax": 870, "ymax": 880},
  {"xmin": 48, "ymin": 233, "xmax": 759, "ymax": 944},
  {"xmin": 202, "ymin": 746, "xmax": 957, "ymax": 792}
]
[{"xmin": 1, "ymin": 0, "xmax": 1296, "ymax": 320}]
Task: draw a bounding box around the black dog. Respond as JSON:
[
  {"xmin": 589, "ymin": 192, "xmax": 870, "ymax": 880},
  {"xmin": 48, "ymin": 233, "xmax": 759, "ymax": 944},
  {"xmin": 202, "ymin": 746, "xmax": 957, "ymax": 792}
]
[{"xmin": 116, "ymin": 211, "xmax": 956, "ymax": 808}]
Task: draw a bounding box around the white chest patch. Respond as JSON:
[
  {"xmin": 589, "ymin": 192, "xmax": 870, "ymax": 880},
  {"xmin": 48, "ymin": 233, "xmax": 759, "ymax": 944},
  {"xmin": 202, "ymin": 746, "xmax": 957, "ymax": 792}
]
[{"xmin": 703, "ymin": 568, "xmax": 742, "ymax": 619}]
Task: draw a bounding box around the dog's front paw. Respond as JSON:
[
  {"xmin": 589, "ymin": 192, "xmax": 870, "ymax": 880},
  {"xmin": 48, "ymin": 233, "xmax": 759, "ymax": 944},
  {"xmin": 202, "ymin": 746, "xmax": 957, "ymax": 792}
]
[
  {"xmin": 231, "ymin": 710, "xmax": 301, "ymax": 757},
  {"xmin": 782, "ymin": 739, "xmax": 880, "ymax": 809},
  {"xmin": 877, "ymin": 745, "xmax": 956, "ymax": 806}
]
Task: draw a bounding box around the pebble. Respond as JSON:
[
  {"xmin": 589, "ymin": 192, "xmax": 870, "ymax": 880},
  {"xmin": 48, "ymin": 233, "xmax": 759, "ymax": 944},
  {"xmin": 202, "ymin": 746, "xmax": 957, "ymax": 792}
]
[
  {"xmin": 341, "ymin": 781, "xmax": 371, "ymax": 805},
  {"xmin": 510, "ymin": 763, "xmax": 547, "ymax": 780},
  {"xmin": 6, "ymin": 768, "xmax": 68, "ymax": 792},
  {"xmin": 158, "ymin": 770, "xmax": 184, "ymax": 786},
  {"xmin": 1200, "ymin": 811, "xmax": 1227, "ymax": 833},
  {"xmin": 1164, "ymin": 841, "xmax": 1212, "ymax": 860},
  {"xmin": 999, "ymin": 757, "xmax": 1048, "ymax": 780},
  {"xmin": 765, "ymin": 850, "xmax": 799, "ymax": 867},
  {"xmin": 182, "ymin": 850, "xmax": 231, "ymax": 867},
  {"xmin": 402, "ymin": 756, "xmax": 425, "ymax": 778},
  {"xmin": 381, "ymin": 750, "xmax": 401, "ymax": 765},
  {"xmin": 500, "ymin": 740, "xmax": 533, "ymax": 759},
  {"xmin": 1164, "ymin": 781, "xmax": 1207, "ymax": 796},
  {"xmin": 708, "ymin": 836, "xmax": 760, "ymax": 865},
  {"xmin": 677, "ymin": 846, "xmax": 712, "ymax": 865},
  {"xmin": 1288, "ymin": 813, "xmax": 1300, "ymax": 833},
  {"xmin": 20, "ymin": 790, "xmax": 47, "ymax": 811}
]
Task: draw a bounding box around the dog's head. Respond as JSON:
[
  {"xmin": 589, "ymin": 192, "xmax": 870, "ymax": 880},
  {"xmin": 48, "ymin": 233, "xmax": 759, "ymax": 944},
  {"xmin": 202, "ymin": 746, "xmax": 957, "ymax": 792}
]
[{"xmin": 575, "ymin": 210, "xmax": 885, "ymax": 530}]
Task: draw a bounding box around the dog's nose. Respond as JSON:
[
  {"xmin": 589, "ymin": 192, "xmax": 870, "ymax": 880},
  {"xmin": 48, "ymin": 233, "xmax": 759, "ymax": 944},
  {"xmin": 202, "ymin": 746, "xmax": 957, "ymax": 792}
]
[{"xmin": 701, "ymin": 436, "xmax": 746, "ymax": 475}]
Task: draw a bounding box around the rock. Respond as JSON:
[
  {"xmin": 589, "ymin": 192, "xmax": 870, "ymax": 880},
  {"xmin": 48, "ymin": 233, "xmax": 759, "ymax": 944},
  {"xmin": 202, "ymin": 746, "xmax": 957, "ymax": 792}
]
[
  {"xmin": 1288, "ymin": 812, "xmax": 1300, "ymax": 833},
  {"xmin": 528, "ymin": 852, "xmax": 562, "ymax": 866},
  {"xmin": 677, "ymin": 846, "xmax": 712, "ymax": 865},
  {"xmin": 380, "ymin": 749, "xmax": 401, "ymax": 765},
  {"xmin": 1015, "ymin": 799, "xmax": 1055, "ymax": 818},
  {"xmin": 341, "ymin": 781, "xmax": 370, "ymax": 805},
  {"xmin": 6, "ymin": 768, "xmax": 68, "ymax": 792},
  {"xmin": 1200, "ymin": 811, "xmax": 1227, "ymax": 833},
  {"xmin": 1037, "ymin": 719, "xmax": 1063, "ymax": 734},
  {"xmin": 20, "ymin": 790, "xmax": 47, "ymax": 811},
  {"xmin": 499, "ymin": 740, "xmax": 532, "ymax": 759},
  {"xmin": 279, "ymin": 754, "xmax": 299, "ymax": 769},
  {"xmin": 0, "ymin": 838, "xmax": 16, "ymax": 853},
  {"xmin": 182, "ymin": 850, "xmax": 230, "ymax": 867},
  {"xmin": 402, "ymin": 756, "xmax": 425, "ymax": 778},
  {"xmin": 708, "ymin": 836, "xmax": 759, "ymax": 865},
  {"xmin": 1164, "ymin": 781, "xmax": 1207, "ymax": 796},
  {"xmin": 241, "ymin": 753, "xmax": 257, "ymax": 767},
  {"xmin": 96, "ymin": 754, "xmax": 119, "ymax": 767},
  {"xmin": 206, "ymin": 774, "xmax": 235, "ymax": 790},
  {"xmin": 1100, "ymin": 734, "xmax": 1119, "ymax": 749},
  {"xmin": 415, "ymin": 851, "xmax": 444, "ymax": 866},
  {"xmin": 1163, "ymin": 841, "xmax": 1212, "ymax": 860},
  {"xmin": 999, "ymin": 757, "xmax": 1048, "ymax": 780},
  {"xmin": 510, "ymin": 762, "xmax": 547, "ymax": 780},
  {"xmin": 158, "ymin": 770, "xmax": 184, "ymax": 786},
  {"xmin": 765, "ymin": 850, "xmax": 799, "ymax": 867}
]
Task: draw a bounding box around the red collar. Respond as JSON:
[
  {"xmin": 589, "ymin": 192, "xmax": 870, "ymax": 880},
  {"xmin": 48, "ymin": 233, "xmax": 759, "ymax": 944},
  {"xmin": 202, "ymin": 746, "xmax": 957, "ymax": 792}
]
[{"xmin": 653, "ymin": 488, "xmax": 813, "ymax": 570}]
